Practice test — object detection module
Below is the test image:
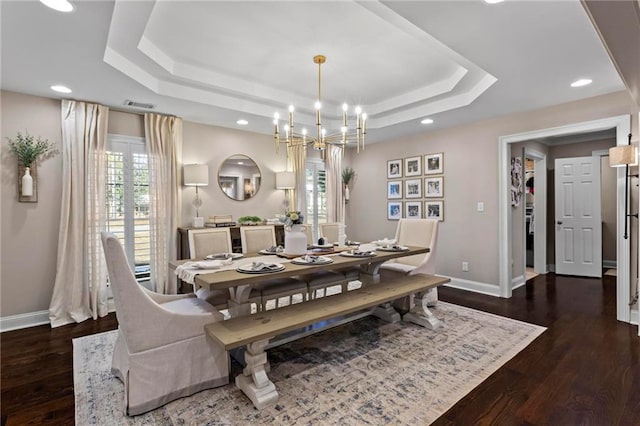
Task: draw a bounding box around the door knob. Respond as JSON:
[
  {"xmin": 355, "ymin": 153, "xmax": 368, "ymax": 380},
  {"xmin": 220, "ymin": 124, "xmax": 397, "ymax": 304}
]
[{"xmin": 557, "ymin": 221, "xmax": 563, "ymax": 225}]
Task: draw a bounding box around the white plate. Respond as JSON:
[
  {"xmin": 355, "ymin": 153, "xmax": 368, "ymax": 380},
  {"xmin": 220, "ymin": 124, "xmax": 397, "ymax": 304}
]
[
  {"xmin": 205, "ymin": 253, "xmax": 243, "ymax": 260},
  {"xmin": 236, "ymin": 262, "xmax": 286, "ymax": 274},
  {"xmin": 339, "ymin": 251, "xmax": 377, "ymax": 258},
  {"xmin": 258, "ymin": 249, "xmax": 282, "ymax": 255},
  {"xmin": 312, "ymin": 244, "xmax": 333, "ymax": 249},
  {"xmin": 291, "ymin": 256, "xmax": 334, "ymax": 265},
  {"xmin": 376, "ymin": 246, "xmax": 410, "ymax": 252}
]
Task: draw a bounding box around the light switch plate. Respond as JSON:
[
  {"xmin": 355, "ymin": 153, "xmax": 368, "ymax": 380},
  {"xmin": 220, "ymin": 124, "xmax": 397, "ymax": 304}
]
[{"xmin": 477, "ymin": 202, "xmax": 485, "ymax": 212}]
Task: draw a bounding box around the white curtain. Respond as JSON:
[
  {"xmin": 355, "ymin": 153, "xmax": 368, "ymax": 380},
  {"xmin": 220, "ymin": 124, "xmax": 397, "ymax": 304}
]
[
  {"xmin": 287, "ymin": 144, "xmax": 307, "ymax": 216},
  {"xmin": 325, "ymin": 145, "xmax": 344, "ymax": 223},
  {"xmin": 145, "ymin": 113, "xmax": 182, "ymax": 294},
  {"xmin": 49, "ymin": 100, "xmax": 109, "ymax": 327}
]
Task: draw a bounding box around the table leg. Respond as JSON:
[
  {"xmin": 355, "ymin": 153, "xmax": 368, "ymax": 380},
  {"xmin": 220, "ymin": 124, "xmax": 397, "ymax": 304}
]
[
  {"xmin": 235, "ymin": 339, "xmax": 278, "ymax": 409},
  {"xmin": 402, "ymin": 290, "xmax": 443, "ymax": 329},
  {"xmin": 228, "ymin": 285, "xmax": 253, "ymax": 317},
  {"xmin": 360, "ymin": 262, "xmax": 401, "ymax": 323}
]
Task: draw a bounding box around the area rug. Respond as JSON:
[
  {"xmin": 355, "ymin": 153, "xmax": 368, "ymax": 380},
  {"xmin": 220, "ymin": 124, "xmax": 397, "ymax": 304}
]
[{"xmin": 74, "ymin": 302, "xmax": 545, "ymax": 425}]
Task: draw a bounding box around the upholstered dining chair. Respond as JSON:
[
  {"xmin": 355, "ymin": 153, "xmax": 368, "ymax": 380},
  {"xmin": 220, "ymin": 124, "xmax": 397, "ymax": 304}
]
[
  {"xmin": 240, "ymin": 225, "xmax": 307, "ymax": 310},
  {"xmin": 380, "ymin": 219, "xmax": 439, "ymax": 307},
  {"xmin": 187, "ymin": 228, "xmax": 233, "ymax": 310},
  {"xmin": 187, "ymin": 227, "xmax": 232, "ymax": 259},
  {"xmin": 240, "ymin": 225, "xmax": 277, "ymax": 254},
  {"xmin": 318, "ymin": 222, "xmax": 341, "ymax": 243},
  {"xmin": 100, "ymin": 232, "xmax": 228, "ymax": 416}
]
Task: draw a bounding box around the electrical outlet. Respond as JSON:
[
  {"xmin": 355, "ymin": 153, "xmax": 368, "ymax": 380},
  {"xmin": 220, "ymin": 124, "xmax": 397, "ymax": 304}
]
[
  {"xmin": 477, "ymin": 202, "xmax": 485, "ymax": 212},
  {"xmin": 462, "ymin": 261, "xmax": 469, "ymax": 272}
]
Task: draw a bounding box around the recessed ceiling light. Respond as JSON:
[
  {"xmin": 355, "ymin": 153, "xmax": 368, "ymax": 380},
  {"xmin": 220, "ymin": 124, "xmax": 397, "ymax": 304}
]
[
  {"xmin": 571, "ymin": 78, "xmax": 593, "ymax": 87},
  {"xmin": 236, "ymin": 119, "xmax": 248, "ymax": 125},
  {"xmin": 51, "ymin": 85, "xmax": 72, "ymax": 94},
  {"xmin": 237, "ymin": 161, "xmax": 244, "ymax": 165},
  {"xmin": 483, "ymin": 0, "xmax": 504, "ymax": 4},
  {"xmin": 421, "ymin": 118, "xmax": 434, "ymax": 125},
  {"xmin": 40, "ymin": 0, "xmax": 74, "ymax": 12}
]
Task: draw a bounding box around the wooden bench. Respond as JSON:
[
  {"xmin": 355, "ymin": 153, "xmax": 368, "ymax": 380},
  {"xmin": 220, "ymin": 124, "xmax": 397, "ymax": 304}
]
[{"xmin": 204, "ymin": 273, "xmax": 449, "ymax": 409}]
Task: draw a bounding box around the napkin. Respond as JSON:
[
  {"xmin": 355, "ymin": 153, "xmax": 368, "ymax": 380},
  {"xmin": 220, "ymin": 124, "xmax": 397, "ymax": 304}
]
[
  {"xmin": 303, "ymin": 254, "xmax": 321, "ymax": 263},
  {"xmin": 175, "ymin": 258, "xmax": 233, "ymax": 284},
  {"xmin": 358, "ymin": 243, "xmax": 377, "ymax": 252},
  {"xmin": 352, "ymin": 250, "xmax": 375, "ymax": 256},
  {"xmin": 263, "ymin": 245, "xmax": 284, "ymax": 254},
  {"xmin": 248, "ymin": 261, "xmax": 282, "ymax": 271}
]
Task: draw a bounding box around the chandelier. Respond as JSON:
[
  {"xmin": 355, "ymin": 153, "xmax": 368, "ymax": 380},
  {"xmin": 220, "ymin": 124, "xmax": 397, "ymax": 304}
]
[{"xmin": 273, "ymin": 55, "xmax": 367, "ymax": 159}]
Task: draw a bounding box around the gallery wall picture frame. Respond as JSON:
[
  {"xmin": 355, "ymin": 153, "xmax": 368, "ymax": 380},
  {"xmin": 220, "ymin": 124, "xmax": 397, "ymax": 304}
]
[
  {"xmin": 424, "ymin": 152, "xmax": 444, "ymax": 175},
  {"xmin": 387, "ymin": 180, "xmax": 402, "ymax": 199},
  {"xmin": 388, "ymin": 201, "xmax": 402, "ymax": 220},
  {"xmin": 387, "ymin": 159, "xmax": 403, "ymax": 178},
  {"xmin": 405, "ymin": 178, "xmax": 422, "ymax": 198},
  {"xmin": 425, "ymin": 200, "xmax": 444, "ymax": 221},
  {"xmin": 404, "ymin": 156, "xmax": 422, "ymax": 177},
  {"xmin": 405, "ymin": 201, "xmax": 422, "ymax": 219},
  {"xmin": 424, "ymin": 176, "xmax": 444, "ymax": 198}
]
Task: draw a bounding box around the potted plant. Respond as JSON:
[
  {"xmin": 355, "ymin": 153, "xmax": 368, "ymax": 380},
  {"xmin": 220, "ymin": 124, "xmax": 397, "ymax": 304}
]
[
  {"xmin": 7, "ymin": 131, "xmax": 58, "ymax": 200},
  {"xmin": 342, "ymin": 167, "xmax": 356, "ymax": 202},
  {"xmin": 238, "ymin": 215, "xmax": 263, "ymax": 226}
]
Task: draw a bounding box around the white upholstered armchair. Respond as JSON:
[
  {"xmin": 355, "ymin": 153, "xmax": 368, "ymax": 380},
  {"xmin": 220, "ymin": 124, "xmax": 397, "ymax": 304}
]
[{"xmin": 101, "ymin": 232, "xmax": 229, "ymax": 416}]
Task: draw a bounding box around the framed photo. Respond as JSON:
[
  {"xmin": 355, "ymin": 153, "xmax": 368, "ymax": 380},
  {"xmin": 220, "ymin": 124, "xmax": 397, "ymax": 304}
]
[
  {"xmin": 424, "ymin": 152, "xmax": 444, "ymax": 175},
  {"xmin": 387, "ymin": 159, "xmax": 402, "ymax": 178},
  {"xmin": 404, "ymin": 156, "xmax": 422, "ymax": 177},
  {"xmin": 424, "ymin": 176, "xmax": 444, "ymax": 198},
  {"xmin": 425, "ymin": 201, "xmax": 444, "ymax": 221},
  {"xmin": 405, "ymin": 201, "xmax": 422, "ymax": 219},
  {"xmin": 405, "ymin": 178, "xmax": 422, "ymax": 199},
  {"xmin": 387, "ymin": 180, "xmax": 402, "ymax": 199},
  {"xmin": 388, "ymin": 202, "xmax": 402, "ymax": 220}
]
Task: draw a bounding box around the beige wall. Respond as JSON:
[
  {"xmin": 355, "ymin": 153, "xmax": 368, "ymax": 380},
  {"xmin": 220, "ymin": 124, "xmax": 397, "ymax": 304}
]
[
  {"xmin": 1, "ymin": 91, "xmax": 288, "ymax": 319},
  {"xmin": 2, "ymin": 89, "xmax": 638, "ymax": 320},
  {"xmin": 347, "ymin": 91, "xmax": 638, "ymax": 288}
]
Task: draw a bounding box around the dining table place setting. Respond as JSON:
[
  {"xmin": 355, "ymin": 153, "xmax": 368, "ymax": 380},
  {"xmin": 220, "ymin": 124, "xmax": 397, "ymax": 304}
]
[
  {"xmin": 236, "ymin": 261, "xmax": 286, "ymax": 274},
  {"xmin": 205, "ymin": 252, "xmax": 244, "ymax": 260},
  {"xmin": 290, "ymin": 254, "xmax": 334, "ymax": 265},
  {"xmin": 258, "ymin": 245, "xmax": 284, "ymax": 255}
]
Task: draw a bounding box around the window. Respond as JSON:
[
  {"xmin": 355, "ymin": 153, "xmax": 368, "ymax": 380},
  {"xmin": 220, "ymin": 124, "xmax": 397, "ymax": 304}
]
[
  {"xmin": 305, "ymin": 159, "xmax": 327, "ymax": 242},
  {"xmin": 106, "ymin": 135, "xmax": 151, "ymax": 285}
]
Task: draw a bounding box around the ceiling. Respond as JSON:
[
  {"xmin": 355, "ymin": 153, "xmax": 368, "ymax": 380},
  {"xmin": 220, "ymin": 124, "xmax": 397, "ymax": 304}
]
[{"xmin": 0, "ymin": 0, "xmax": 627, "ymax": 144}]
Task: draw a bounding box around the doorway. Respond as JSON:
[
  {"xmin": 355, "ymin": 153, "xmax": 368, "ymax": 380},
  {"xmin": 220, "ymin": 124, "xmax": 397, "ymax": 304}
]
[{"xmin": 498, "ymin": 115, "xmax": 632, "ymax": 323}]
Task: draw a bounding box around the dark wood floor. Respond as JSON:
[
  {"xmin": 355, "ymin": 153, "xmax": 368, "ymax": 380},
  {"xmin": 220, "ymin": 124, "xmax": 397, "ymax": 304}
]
[{"xmin": 1, "ymin": 273, "xmax": 638, "ymax": 425}]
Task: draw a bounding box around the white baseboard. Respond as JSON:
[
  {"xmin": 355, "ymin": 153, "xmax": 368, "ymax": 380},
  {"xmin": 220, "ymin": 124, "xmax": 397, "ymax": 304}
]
[
  {"xmin": 0, "ymin": 310, "xmax": 50, "ymax": 332},
  {"xmin": 440, "ymin": 275, "xmax": 502, "ymax": 297},
  {"xmin": 548, "ymin": 264, "xmax": 555, "ymax": 273},
  {"xmin": 631, "ymin": 308, "xmax": 638, "ymax": 326},
  {"xmin": 512, "ymin": 274, "xmax": 526, "ymax": 291},
  {"xmin": 1, "ymin": 299, "xmax": 116, "ymax": 333},
  {"xmin": 603, "ymin": 260, "xmax": 617, "ymax": 269}
]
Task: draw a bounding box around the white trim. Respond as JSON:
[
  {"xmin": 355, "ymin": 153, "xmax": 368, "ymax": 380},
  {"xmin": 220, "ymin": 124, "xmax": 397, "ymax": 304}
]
[
  {"xmin": 440, "ymin": 276, "xmax": 502, "ymax": 298},
  {"xmin": 524, "ymin": 149, "xmax": 548, "ymax": 275},
  {"xmin": 512, "ymin": 274, "xmax": 526, "ymax": 290},
  {"xmin": 1, "ymin": 310, "xmax": 50, "ymax": 332},
  {"xmin": 603, "ymin": 260, "xmax": 617, "ymax": 269},
  {"xmin": 630, "ymin": 308, "xmax": 638, "ymax": 326},
  {"xmin": 498, "ymin": 115, "xmax": 631, "ymax": 322}
]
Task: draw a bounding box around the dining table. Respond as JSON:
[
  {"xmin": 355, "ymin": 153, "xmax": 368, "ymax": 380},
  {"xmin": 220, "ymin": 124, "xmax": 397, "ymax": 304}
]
[{"xmin": 169, "ymin": 245, "xmax": 430, "ymax": 319}]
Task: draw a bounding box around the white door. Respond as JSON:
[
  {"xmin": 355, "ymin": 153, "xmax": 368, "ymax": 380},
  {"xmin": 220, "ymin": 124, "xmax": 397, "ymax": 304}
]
[{"xmin": 555, "ymin": 156, "xmax": 602, "ymax": 277}]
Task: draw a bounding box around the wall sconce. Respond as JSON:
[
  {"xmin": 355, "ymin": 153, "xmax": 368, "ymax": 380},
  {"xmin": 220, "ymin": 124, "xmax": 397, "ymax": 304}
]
[
  {"xmin": 184, "ymin": 164, "xmax": 209, "ymax": 228},
  {"xmin": 275, "ymin": 171, "xmax": 295, "ymax": 211},
  {"xmin": 609, "ymin": 134, "xmax": 638, "ymax": 239}
]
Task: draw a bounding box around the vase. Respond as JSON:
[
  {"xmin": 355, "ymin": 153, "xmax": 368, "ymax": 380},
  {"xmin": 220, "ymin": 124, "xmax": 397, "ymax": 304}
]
[
  {"xmin": 22, "ymin": 167, "xmax": 33, "ymax": 197},
  {"xmin": 284, "ymin": 224, "xmax": 307, "ymax": 255}
]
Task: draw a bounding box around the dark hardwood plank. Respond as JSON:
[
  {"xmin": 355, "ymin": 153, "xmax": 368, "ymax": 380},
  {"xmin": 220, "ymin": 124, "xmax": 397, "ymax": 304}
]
[{"xmin": 1, "ymin": 273, "xmax": 638, "ymax": 425}]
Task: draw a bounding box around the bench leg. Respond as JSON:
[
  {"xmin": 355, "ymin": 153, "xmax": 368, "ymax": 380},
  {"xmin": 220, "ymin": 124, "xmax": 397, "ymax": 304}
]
[
  {"xmin": 402, "ymin": 290, "xmax": 443, "ymax": 329},
  {"xmin": 235, "ymin": 339, "xmax": 278, "ymax": 410}
]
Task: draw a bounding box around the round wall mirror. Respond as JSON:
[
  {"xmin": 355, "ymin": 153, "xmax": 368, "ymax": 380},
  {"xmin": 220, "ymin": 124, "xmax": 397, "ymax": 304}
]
[{"xmin": 218, "ymin": 154, "xmax": 261, "ymax": 201}]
